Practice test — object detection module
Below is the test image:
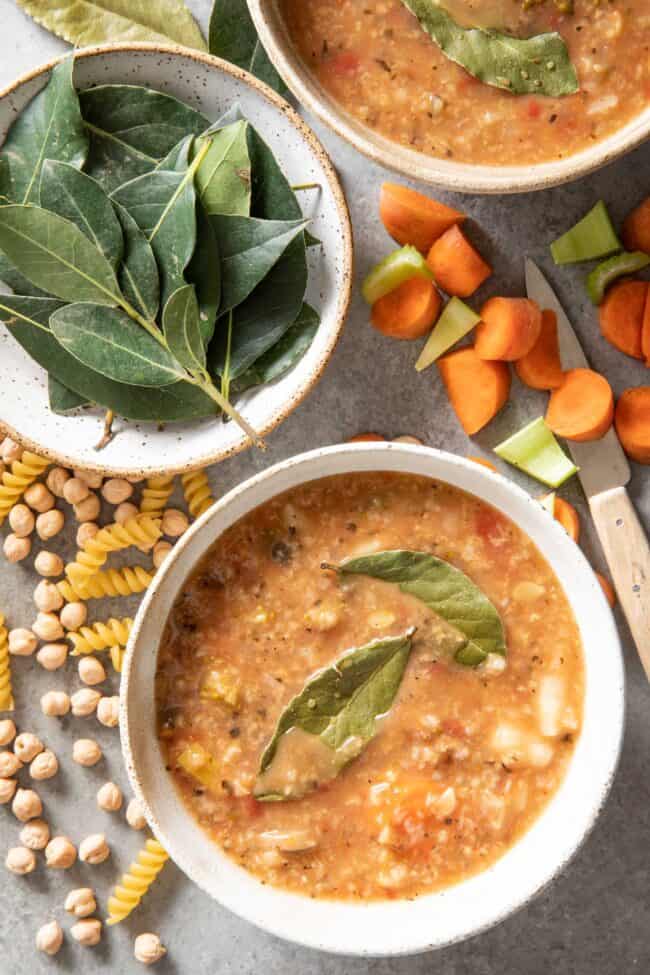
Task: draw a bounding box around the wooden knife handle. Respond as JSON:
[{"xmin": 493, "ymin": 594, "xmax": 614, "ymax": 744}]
[{"xmin": 589, "ymin": 486, "xmax": 650, "ymax": 680}]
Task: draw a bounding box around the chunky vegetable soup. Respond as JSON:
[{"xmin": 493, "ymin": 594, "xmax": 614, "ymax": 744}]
[
  {"xmin": 157, "ymin": 473, "xmax": 584, "ymax": 900},
  {"xmin": 280, "ymin": 0, "xmax": 650, "ymax": 165}
]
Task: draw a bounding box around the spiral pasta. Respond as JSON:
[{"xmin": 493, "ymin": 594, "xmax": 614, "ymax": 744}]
[
  {"xmin": 109, "ymin": 644, "xmax": 125, "ymax": 673},
  {"xmin": 181, "ymin": 469, "xmax": 214, "ymax": 519},
  {"xmin": 140, "ymin": 475, "xmax": 175, "ymax": 518},
  {"xmin": 0, "ymin": 614, "xmax": 13, "ymax": 711},
  {"xmin": 106, "ymin": 838, "xmax": 169, "ymax": 925},
  {"xmin": 68, "ymin": 617, "xmax": 133, "ymax": 656},
  {"xmin": 58, "ymin": 564, "xmax": 154, "ymax": 602},
  {"xmin": 0, "ymin": 451, "xmax": 49, "ymax": 524},
  {"xmin": 65, "ymin": 515, "xmax": 161, "ymax": 583}
]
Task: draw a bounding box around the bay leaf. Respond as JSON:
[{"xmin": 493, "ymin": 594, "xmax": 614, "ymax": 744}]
[
  {"xmin": 40, "ymin": 160, "xmax": 123, "ymax": 269},
  {"xmin": 335, "ymin": 550, "xmax": 507, "ymax": 666},
  {"xmin": 162, "ymin": 284, "xmax": 205, "ymax": 372},
  {"xmin": 232, "ymin": 303, "xmax": 320, "ymax": 394},
  {"xmin": 0, "ymin": 205, "xmax": 122, "ymax": 305},
  {"xmin": 17, "ymin": 0, "xmax": 206, "ymax": 51},
  {"xmin": 0, "ymin": 56, "xmax": 87, "ymax": 205},
  {"xmin": 156, "ymin": 134, "xmax": 194, "ymax": 173},
  {"xmin": 211, "ymin": 215, "xmax": 309, "ymax": 313},
  {"xmin": 79, "ymin": 85, "xmax": 208, "ymax": 192},
  {"xmin": 209, "ymin": 0, "xmax": 287, "ymax": 95},
  {"xmin": 113, "ymin": 203, "xmax": 160, "ymax": 322},
  {"xmin": 0, "ymin": 252, "xmax": 52, "ymax": 298},
  {"xmin": 255, "ymin": 629, "xmax": 415, "ymax": 801},
  {"xmin": 48, "ymin": 375, "xmax": 89, "ymax": 413},
  {"xmin": 400, "ymin": 0, "xmax": 578, "ymax": 96},
  {"xmin": 195, "ymin": 120, "xmax": 251, "ymax": 217},
  {"xmin": 0, "ymin": 294, "xmax": 215, "ymax": 421},
  {"xmin": 246, "ymin": 124, "xmax": 302, "ymax": 221},
  {"xmin": 50, "ymin": 302, "xmax": 182, "ymax": 387},
  {"xmin": 186, "ymin": 201, "xmax": 220, "ymax": 346}
]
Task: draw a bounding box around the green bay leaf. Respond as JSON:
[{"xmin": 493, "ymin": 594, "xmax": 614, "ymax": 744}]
[
  {"xmin": 0, "ymin": 251, "xmax": 52, "ymax": 298},
  {"xmin": 186, "ymin": 201, "xmax": 220, "ymax": 346},
  {"xmin": 209, "ymin": 0, "xmax": 287, "ymax": 95},
  {"xmin": 232, "ymin": 303, "xmax": 320, "ymax": 394},
  {"xmin": 195, "ymin": 120, "xmax": 251, "ymax": 217},
  {"xmin": 162, "ymin": 284, "xmax": 205, "ymax": 372},
  {"xmin": 113, "ymin": 203, "xmax": 160, "ymax": 323},
  {"xmin": 247, "ymin": 123, "xmax": 302, "ymax": 221},
  {"xmin": 48, "ymin": 375, "xmax": 90, "ymax": 413},
  {"xmin": 255, "ymin": 629, "xmax": 415, "ymax": 801}
]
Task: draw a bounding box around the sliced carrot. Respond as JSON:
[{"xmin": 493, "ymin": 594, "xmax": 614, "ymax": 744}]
[
  {"xmin": 642, "ymin": 288, "xmax": 650, "ymax": 365},
  {"xmin": 553, "ymin": 496, "xmax": 581, "ymax": 542},
  {"xmin": 515, "ymin": 309, "xmax": 564, "ymax": 390},
  {"xmin": 426, "ymin": 226, "xmax": 492, "ymax": 298},
  {"xmin": 371, "ymin": 276, "xmax": 442, "ymax": 339},
  {"xmin": 595, "ymin": 571, "xmax": 616, "ymax": 608},
  {"xmin": 437, "ymin": 347, "xmax": 511, "ymax": 436},
  {"xmin": 546, "ymin": 368, "xmax": 614, "ymax": 442},
  {"xmin": 348, "ymin": 433, "xmax": 386, "ymax": 443},
  {"xmin": 622, "ymin": 197, "xmax": 650, "ymax": 254},
  {"xmin": 467, "ymin": 455, "xmax": 498, "ymax": 472},
  {"xmin": 379, "ymin": 183, "xmax": 465, "ymax": 254},
  {"xmin": 614, "ymin": 386, "xmax": 650, "ymax": 463},
  {"xmin": 475, "ymin": 297, "xmax": 542, "ymax": 361},
  {"xmin": 599, "ymin": 278, "xmax": 647, "ymax": 360}
]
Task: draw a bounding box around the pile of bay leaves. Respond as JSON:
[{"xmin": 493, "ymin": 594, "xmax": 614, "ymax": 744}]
[{"xmin": 0, "ymin": 56, "xmax": 319, "ymax": 441}]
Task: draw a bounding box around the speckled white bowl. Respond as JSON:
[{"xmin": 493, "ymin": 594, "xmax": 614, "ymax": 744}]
[
  {"xmin": 0, "ymin": 44, "xmax": 352, "ymax": 478},
  {"xmin": 122, "ymin": 443, "xmax": 625, "ymax": 956}
]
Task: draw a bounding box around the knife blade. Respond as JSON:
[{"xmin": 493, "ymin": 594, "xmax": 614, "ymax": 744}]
[{"xmin": 524, "ymin": 258, "xmax": 630, "ymax": 499}]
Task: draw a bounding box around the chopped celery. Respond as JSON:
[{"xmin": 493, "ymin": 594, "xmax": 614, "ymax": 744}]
[
  {"xmin": 362, "ymin": 245, "xmax": 433, "ymax": 305},
  {"xmin": 415, "ymin": 297, "xmax": 480, "ymax": 372},
  {"xmin": 494, "ymin": 418, "xmax": 578, "ymax": 488},
  {"xmin": 550, "ymin": 201, "xmax": 621, "ymax": 265},
  {"xmin": 586, "ymin": 251, "xmax": 650, "ymax": 305},
  {"xmin": 539, "ymin": 491, "xmax": 556, "ymax": 516}
]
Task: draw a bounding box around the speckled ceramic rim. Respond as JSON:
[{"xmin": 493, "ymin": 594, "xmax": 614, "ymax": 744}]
[
  {"xmin": 121, "ymin": 443, "xmax": 625, "ymax": 956},
  {"xmin": 248, "ymin": 0, "xmax": 650, "ymax": 195},
  {"xmin": 0, "ymin": 43, "xmax": 353, "ymax": 478}
]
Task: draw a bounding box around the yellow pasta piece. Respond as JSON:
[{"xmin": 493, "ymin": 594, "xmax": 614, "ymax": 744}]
[
  {"xmin": 106, "ymin": 838, "xmax": 169, "ymax": 925},
  {"xmin": 0, "ymin": 451, "xmax": 49, "ymax": 525},
  {"xmin": 140, "ymin": 475, "xmax": 175, "ymax": 518},
  {"xmin": 68, "ymin": 617, "xmax": 133, "ymax": 656},
  {"xmin": 109, "ymin": 644, "xmax": 125, "ymax": 673},
  {"xmin": 0, "ymin": 614, "xmax": 14, "ymax": 711},
  {"xmin": 58, "ymin": 564, "xmax": 154, "ymax": 602},
  {"xmin": 181, "ymin": 469, "xmax": 214, "ymax": 519},
  {"xmin": 65, "ymin": 515, "xmax": 161, "ymax": 583}
]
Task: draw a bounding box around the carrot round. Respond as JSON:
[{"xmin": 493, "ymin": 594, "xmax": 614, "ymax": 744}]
[
  {"xmin": 348, "ymin": 433, "xmax": 386, "ymax": 443},
  {"xmin": 475, "ymin": 297, "xmax": 542, "ymax": 361},
  {"xmin": 595, "ymin": 571, "xmax": 616, "ymax": 608},
  {"xmin": 622, "ymin": 197, "xmax": 650, "ymax": 254},
  {"xmin": 467, "ymin": 455, "xmax": 498, "ymax": 472},
  {"xmin": 551, "ymin": 495, "xmax": 581, "ymax": 542},
  {"xmin": 426, "ymin": 226, "xmax": 492, "ymax": 297},
  {"xmin": 546, "ymin": 368, "xmax": 614, "ymax": 442},
  {"xmin": 379, "ymin": 183, "xmax": 465, "ymax": 254},
  {"xmin": 599, "ymin": 278, "xmax": 647, "ymax": 360},
  {"xmin": 371, "ymin": 276, "xmax": 442, "ymax": 339},
  {"xmin": 614, "ymin": 386, "xmax": 650, "ymax": 463},
  {"xmin": 514, "ymin": 309, "xmax": 564, "ymax": 390},
  {"xmin": 642, "ymin": 289, "xmax": 650, "ymax": 365},
  {"xmin": 437, "ymin": 346, "xmax": 511, "ymax": 436}
]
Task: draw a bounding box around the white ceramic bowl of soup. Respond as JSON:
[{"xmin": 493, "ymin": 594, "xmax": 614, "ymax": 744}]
[{"xmin": 121, "ymin": 443, "xmax": 624, "ymax": 956}]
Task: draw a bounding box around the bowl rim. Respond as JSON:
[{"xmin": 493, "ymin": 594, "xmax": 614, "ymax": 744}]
[
  {"xmin": 121, "ymin": 442, "xmax": 625, "ymax": 956},
  {"xmin": 0, "ymin": 42, "xmax": 353, "ymax": 477},
  {"xmin": 248, "ymin": 0, "xmax": 650, "ymax": 195}
]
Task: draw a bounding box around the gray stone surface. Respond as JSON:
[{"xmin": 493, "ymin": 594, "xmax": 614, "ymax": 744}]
[{"xmin": 0, "ymin": 2, "xmax": 648, "ymax": 972}]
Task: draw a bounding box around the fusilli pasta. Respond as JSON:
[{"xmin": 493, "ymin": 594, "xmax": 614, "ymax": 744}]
[
  {"xmin": 68, "ymin": 617, "xmax": 133, "ymax": 656},
  {"xmin": 58, "ymin": 564, "xmax": 154, "ymax": 602},
  {"xmin": 181, "ymin": 469, "xmax": 214, "ymax": 519},
  {"xmin": 65, "ymin": 515, "xmax": 161, "ymax": 583},
  {"xmin": 0, "ymin": 451, "xmax": 49, "ymax": 524},
  {"xmin": 0, "ymin": 613, "xmax": 13, "ymax": 711},
  {"xmin": 140, "ymin": 476, "xmax": 175, "ymax": 518},
  {"xmin": 106, "ymin": 838, "xmax": 169, "ymax": 925},
  {"xmin": 109, "ymin": 644, "xmax": 125, "ymax": 673}
]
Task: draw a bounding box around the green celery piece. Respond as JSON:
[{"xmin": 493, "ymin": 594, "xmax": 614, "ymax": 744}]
[
  {"xmin": 586, "ymin": 251, "xmax": 650, "ymax": 305},
  {"xmin": 415, "ymin": 297, "xmax": 480, "ymax": 372},
  {"xmin": 539, "ymin": 491, "xmax": 557, "ymax": 516},
  {"xmin": 362, "ymin": 245, "xmax": 433, "ymax": 305},
  {"xmin": 495, "ymin": 418, "xmax": 578, "ymax": 488},
  {"xmin": 550, "ymin": 201, "xmax": 621, "ymax": 265}
]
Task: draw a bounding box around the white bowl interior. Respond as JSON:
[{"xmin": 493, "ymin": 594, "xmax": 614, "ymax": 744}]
[
  {"xmin": 0, "ymin": 46, "xmax": 351, "ymax": 477},
  {"xmin": 122, "ymin": 444, "xmax": 624, "ymax": 956}
]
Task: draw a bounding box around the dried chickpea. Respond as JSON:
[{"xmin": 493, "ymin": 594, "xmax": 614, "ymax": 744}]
[
  {"xmin": 71, "ymin": 688, "xmax": 101, "ymax": 717},
  {"xmin": 152, "ymin": 541, "xmax": 173, "ymax": 569},
  {"xmin": 78, "ymin": 656, "xmax": 106, "ymax": 686},
  {"xmin": 72, "ymin": 738, "xmax": 102, "ymax": 767},
  {"xmin": 33, "ymin": 612, "xmax": 64, "ymax": 641},
  {"xmin": 162, "ymin": 508, "xmax": 189, "ymax": 538},
  {"xmin": 97, "ymin": 781, "xmax": 123, "ymax": 812},
  {"xmin": 30, "ymin": 750, "xmax": 59, "ymax": 781},
  {"xmin": 76, "ymin": 522, "xmax": 99, "ymax": 547},
  {"xmin": 74, "ymin": 493, "xmax": 101, "ymax": 523},
  {"xmin": 65, "ymin": 887, "xmax": 96, "ymax": 918},
  {"xmin": 97, "ymin": 696, "xmax": 119, "ymax": 728},
  {"xmin": 102, "ymin": 478, "xmax": 133, "ymax": 504},
  {"xmin": 74, "ymin": 469, "xmax": 103, "ymax": 490},
  {"xmin": 63, "ymin": 477, "xmax": 90, "ymax": 505},
  {"xmin": 6, "ymin": 846, "xmax": 36, "ymax": 875},
  {"xmin": 37, "ymin": 643, "xmax": 68, "ymax": 671},
  {"xmin": 12, "ymin": 787, "xmax": 43, "ymax": 822},
  {"xmin": 0, "ymin": 777, "xmax": 17, "ymax": 804},
  {"xmin": 20, "ymin": 819, "xmax": 50, "ymax": 850},
  {"xmin": 1, "ymin": 437, "xmax": 22, "ymax": 463},
  {"xmin": 36, "ymin": 920, "xmax": 63, "ymax": 956},
  {"xmin": 9, "ymin": 628, "xmax": 37, "ymax": 656},
  {"xmin": 45, "ymin": 835, "xmax": 77, "ymax": 869},
  {"xmin": 0, "ymin": 750, "xmax": 23, "ymax": 777},
  {"xmin": 41, "ymin": 690, "xmax": 71, "ymax": 717},
  {"xmin": 60, "ymin": 601, "xmax": 87, "ymax": 631},
  {"xmin": 14, "ymin": 732, "xmax": 44, "ymax": 763},
  {"xmin": 125, "ymin": 797, "xmax": 147, "ymax": 830},
  {"xmin": 34, "ymin": 579, "xmax": 64, "ymax": 613},
  {"xmin": 8, "ymin": 503, "xmax": 34, "ymax": 537},
  {"xmin": 46, "ymin": 467, "xmax": 70, "ymax": 498},
  {"xmin": 34, "ymin": 550, "xmax": 64, "ymax": 577},
  {"xmin": 3, "ymin": 533, "xmax": 31, "ymax": 563},
  {"xmin": 392, "ymin": 434, "xmax": 424, "ymax": 445},
  {"xmin": 36, "ymin": 508, "xmax": 65, "ymax": 541},
  {"xmin": 134, "ymin": 933, "xmax": 167, "ymax": 965},
  {"xmin": 0, "ymin": 718, "xmax": 16, "ymax": 745},
  {"xmin": 71, "ymin": 918, "xmax": 102, "ymax": 946},
  {"xmin": 24, "ymin": 482, "xmax": 55, "ymax": 513},
  {"xmin": 79, "ymin": 833, "xmax": 110, "ymax": 865},
  {"xmin": 114, "ymin": 501, "xmax": 139, "ymax": 524}
]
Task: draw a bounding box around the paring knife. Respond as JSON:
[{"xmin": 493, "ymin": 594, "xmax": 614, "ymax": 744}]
[{"xmin": 525, "ymin": 258, "xmax": 650, "ymax": 679}]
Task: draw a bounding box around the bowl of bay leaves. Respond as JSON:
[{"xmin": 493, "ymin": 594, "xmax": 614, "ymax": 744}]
[{"xmin": 0, "ymin": 45, "xmax": 352, "ymax": 476}]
